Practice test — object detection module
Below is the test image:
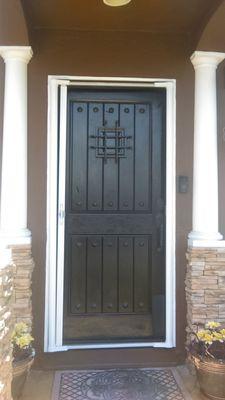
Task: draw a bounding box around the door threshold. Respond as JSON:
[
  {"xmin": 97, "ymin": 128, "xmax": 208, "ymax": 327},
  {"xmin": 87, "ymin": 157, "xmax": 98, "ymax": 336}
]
[{"xmin": 48, "ymin": 341, "xmax": 173, "ymax": 352}]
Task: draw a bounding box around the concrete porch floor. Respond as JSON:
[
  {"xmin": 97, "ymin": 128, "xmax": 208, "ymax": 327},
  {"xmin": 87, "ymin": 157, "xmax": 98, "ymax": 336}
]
[{"xmin": 20, "ymin": 364, "xmax": 207, "ymax": 400}]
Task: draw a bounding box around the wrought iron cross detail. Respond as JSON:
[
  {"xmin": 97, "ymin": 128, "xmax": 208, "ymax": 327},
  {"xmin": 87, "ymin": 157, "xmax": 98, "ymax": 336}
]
[{"xmin": 90, "ymin": 121, "xmax": 132, "ymax": 163}]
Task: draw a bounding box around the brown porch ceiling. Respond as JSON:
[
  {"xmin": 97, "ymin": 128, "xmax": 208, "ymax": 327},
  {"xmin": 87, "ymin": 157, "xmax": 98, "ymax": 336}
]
[{"xmin": 21, "ymin": 0, "xmax": 222, "ymax": 35}]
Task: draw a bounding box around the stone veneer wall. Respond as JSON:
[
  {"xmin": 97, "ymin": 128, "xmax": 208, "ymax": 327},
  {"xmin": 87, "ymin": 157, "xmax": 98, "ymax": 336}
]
[
  {"xmin": 10, "ymin": 244, "xmax": 34, "ymax": 330},
  {"xmin": 186, "ymin": 246, "xmax": 225, "ymax": 338},
  {"xmin": 0, "ymin": 249, "xmax": 13, "ymax": 400},
  {"xmin": 0, "ymin": 244, "xmax": 34, "ymax": 400}
]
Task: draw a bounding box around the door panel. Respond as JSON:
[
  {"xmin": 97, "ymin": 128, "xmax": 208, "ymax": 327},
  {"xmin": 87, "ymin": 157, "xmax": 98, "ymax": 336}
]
[{"xmin": 63, "ymin": 89, "xmax": 166, "ymax": 344}]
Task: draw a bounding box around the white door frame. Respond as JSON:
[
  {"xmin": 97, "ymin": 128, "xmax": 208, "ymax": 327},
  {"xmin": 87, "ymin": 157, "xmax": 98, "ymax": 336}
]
[{"xmin": 44, "ymin": 75, "xmax": 176, "ymax": 352}]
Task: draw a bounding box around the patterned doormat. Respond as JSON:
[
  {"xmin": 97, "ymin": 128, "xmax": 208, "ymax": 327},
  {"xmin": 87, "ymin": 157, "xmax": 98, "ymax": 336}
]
[{"xmin": 52, "ymin": 368, "xmax": 192, "ymax": 400}]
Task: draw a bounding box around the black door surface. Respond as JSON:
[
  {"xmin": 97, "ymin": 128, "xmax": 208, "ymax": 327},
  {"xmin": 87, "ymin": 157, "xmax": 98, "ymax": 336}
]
[{"xmin": 63, "ymin": 88, "xmax": 166, "ymax": 344}]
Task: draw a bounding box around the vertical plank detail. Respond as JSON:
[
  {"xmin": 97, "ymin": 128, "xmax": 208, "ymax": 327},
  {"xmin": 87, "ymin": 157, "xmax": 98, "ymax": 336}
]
[
  {"xmin": 103, "ymin": 236, "xmax": 118, "ymax": 312},
  {"xmin": 119, "ymin": 104, "xmax": 134, "ymax": 210},
  {"xmin": 88, "ymin": 103, "xmax": 103, "ymax": 210},
  {"xmin": 119, "ymin": 237, "xmax": 133, "ymax": 313},
  {"xmin": 87, "ymin": 236, "xmax": 102, "ymax": 313},
  {"xmin": 135, "ymin": 104, "xmax": 151, "ymax": 211},
  {"xmin": 70, "ymin": 236, "xmax": 87, "ymax": 314},
  {"xmin": 103, "ymin": 103, "xmax": 119, "ymax": 210},
  {"xmin": 134, "ymin": 236, "xmax": 150, "ymax": 313},
  {"xmin": 71, "ymin": 102, "xmax": 88, "ymax": 211}
]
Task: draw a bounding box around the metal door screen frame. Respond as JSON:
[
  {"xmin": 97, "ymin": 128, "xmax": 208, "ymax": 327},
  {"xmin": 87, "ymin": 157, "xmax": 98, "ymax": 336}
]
[{"xmin": 45, "ymin": 75, "xmax": 176, "ymax": 353}]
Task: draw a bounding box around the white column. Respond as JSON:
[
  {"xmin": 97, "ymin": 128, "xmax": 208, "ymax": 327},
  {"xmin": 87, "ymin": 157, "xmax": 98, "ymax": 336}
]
[
  {"xmin": 188, "ymin": 51, "xmax": 225, "ymax": 247},
  {"xmin": 0, "ymin": 46, "xmax": 33, "ymax": 245}
]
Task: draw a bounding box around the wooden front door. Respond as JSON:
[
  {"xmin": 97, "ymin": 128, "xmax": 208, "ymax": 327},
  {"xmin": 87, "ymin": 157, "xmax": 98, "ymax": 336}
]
[{"xmin": 63, "ymin": 88, "xmax": 166, "ymax": 344}]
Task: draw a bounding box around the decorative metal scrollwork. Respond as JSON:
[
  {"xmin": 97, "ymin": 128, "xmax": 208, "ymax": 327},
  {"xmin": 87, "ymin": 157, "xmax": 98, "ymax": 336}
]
[{"xmin": 90, "ymin": 121, "xmax": 132, "ymax": 163}]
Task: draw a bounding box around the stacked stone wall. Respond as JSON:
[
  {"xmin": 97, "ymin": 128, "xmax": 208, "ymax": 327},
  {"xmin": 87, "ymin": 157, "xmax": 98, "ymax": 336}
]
[
  {"xmin": 0, "ymin": 249, "xmax": 13, "ymax": 400},
  {"xmin": 0, "ymin": 244, "xmax": 34, "ymax": 400},
  {"xmin": 186, "ymin": 247, "xmax": 225, "ymax": 338},
  {"xmin": 10, "ymin": 244, "xmax": 34, "ymax": 330}
]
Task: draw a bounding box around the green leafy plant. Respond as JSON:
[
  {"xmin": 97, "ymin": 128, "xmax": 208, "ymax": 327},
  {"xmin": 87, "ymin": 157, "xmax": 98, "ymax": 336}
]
[
  {"xmin": 12, "ymin": 322, "xmax": 34, "ymax": 362},
  {"xmin": 188, "ymin": 321, "xmax": 225, "ymax": 361}
]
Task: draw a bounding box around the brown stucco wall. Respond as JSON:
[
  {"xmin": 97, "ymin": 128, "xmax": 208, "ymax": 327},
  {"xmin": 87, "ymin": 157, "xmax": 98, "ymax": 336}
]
[
  {"xmin": 197, "ymin": 1, "xmax": 225, "ymax": 52},
  {"xmin": 27, "ymin": 29, "xmax": 194, "ymax": 368},
  {"xmin": 0, "ymin": 0, "xmax": 29, "ymax": 46}
]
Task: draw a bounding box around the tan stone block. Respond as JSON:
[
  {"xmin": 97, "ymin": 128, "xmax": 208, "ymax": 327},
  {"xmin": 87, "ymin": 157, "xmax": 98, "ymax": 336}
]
[
  {"xmin": 192, "ymin": 316, "xmax": 207, "ymax": 323},
  {"xmin": 205, "ymin": 289, "xmax": 225, "ymax": 296},
  {"xmin": 219, "ymin": 311, "xmax": 225, "ymax": 318},
  {"xmin": 189, "ymin": 297, "xmax": 205, "ymax": 304},
  {"xmin": 14, "ymin": 310, "xmax": 32, "ymax": 318},
  {"xmin": 15, "ymin": 291, "xmax": 32, "ymax": 300},
  {"xmin": 192, "ymin": 276, "xmax": 217, "ymax": 283},
  {"xmin": 192, "ymin": 305, "xmax": 206, "ymax": 312},
  {"xmin": 205, "ymin": 296, "xmax": 221, "ymax": 305},
  {"xmin": 206, "ymin": 306, "xmax": 219, "ymax": 312},
  {"xmin": 217, "ymin": 296, "xmax": 225, "ymax": 302},
  {"xmin": 204, "ymin": 270, "xmax": 225, "ymax": 276},
  {"xmin": 15, "ymin": 298, "xmax": 31, "ymax": 307},
  {"xmin": 206, "ymin": 262, "xmax": 225, "ymax": 267},
  {"xmin": 189, "ymin": 261, "xmax": 205, "ymax": 267},
  {"xmin": 14, "ymin": 278, "xmax": 31, "ymax": 288},
  {"xmin": 15, "ymin": 260, "xmax": 33, "ymax": 267},
  {"xmin": 190, "ymin": 271, "xmax": 204, "ymax": 277},
  {"xmin": 192, "ymin": 283, "xmax": 218, "ymax": 290},
  {"xmin": 185, "ymin": 288, "xmax": 205, "ymax": 295},
  {"xmin": 205, "ymin": 265, "xmax": 225, "ymax": 271},
  {"xmin": 204, "ymin": 256, "xmax": 219, "ymax": 260},
  {"xmin": 192, "ymin": 309, "xmax": 207, "ymax": 315},
  {"xmin": 188, "ymin": 257, "xmax": 205, "ymax": 263},
  {"xmin": 15, "ymin": 270, "xmax": 32, "ymax": 279},
  {"xmin": 206, "ymin": 313, "xmax": 219, "ymax": 319}
]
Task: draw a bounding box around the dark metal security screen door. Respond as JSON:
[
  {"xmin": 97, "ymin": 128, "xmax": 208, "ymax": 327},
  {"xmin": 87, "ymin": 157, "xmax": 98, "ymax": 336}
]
[{"xmin": 63, "ymin": 88, "xmax": 166, "ymax": 344}]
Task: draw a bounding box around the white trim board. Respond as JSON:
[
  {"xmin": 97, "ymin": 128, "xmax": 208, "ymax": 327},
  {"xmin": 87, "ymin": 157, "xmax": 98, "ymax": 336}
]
[{"xmin": 45, "ymin": 76, "xmax": 176, "ymax": 352}]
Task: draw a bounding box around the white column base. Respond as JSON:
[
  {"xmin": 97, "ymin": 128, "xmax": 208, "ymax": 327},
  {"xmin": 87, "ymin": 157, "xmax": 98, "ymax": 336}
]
[
  {"xmin": 0, "ymin": 228, "xmax": 31, "ymax": 247},
  {"xmin": 188, "ymin": 230, "xmax": 224, "ymax": 248},
  {"xmin": 188, "ymin": 239, "xmax": 225, "ymax": 248},
  {"xmin": 188, "ymin": 230, "xmax": 223, "ymax": 241}
]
